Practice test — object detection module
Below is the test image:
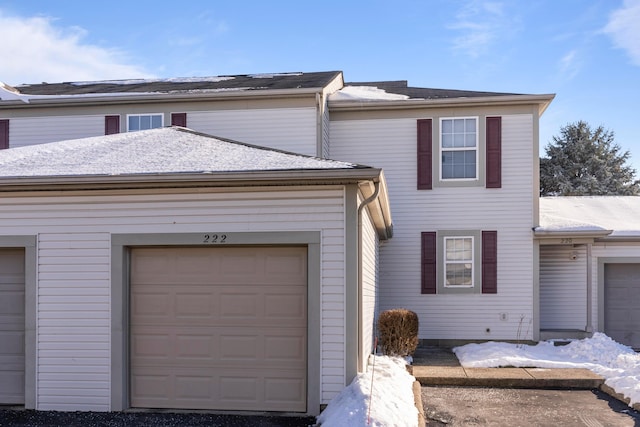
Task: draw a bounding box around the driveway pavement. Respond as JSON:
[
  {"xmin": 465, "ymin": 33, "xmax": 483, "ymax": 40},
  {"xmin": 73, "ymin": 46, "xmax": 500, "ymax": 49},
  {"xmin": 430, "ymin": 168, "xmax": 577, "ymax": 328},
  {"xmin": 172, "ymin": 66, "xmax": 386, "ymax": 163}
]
[
  {"xmin": 0, "ymin": 410, "xmax": 316, "ymax": 427},
  {"xmin": 421, "ymin": 386, "xmax": 640, "ymax": 427}
]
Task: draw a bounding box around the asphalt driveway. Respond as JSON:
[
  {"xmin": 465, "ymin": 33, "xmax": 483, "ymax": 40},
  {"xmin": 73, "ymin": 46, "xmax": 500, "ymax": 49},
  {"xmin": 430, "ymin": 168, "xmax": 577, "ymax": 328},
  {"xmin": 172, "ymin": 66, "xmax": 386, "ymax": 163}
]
[
  {"xmin": 422, "ymin": 386, "xmax": 640, "ymax": 426},
  {"xmin": 0, "ymin": 410, "xmax": 316, "ymax": 427}
]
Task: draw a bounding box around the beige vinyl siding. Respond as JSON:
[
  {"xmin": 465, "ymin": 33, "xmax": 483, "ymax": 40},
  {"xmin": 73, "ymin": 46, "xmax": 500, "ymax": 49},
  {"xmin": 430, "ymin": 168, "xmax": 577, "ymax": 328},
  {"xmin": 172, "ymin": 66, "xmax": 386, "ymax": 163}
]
[
  {"xmin": 361, "ymin": 200, "xmax": 379, "ymax": 366},
  {"xmin": 0, "ymin": 188, "xmax": 346, "ymax": 410},
  {"xmin": 331, "ymin": 114, "xmax": 536, "ymax": 340},
  {"xmin": 186, "ymin": 108, "xmax": 318, "ymax": 157},
  {"xmin": 8, "ymin": 116, "xmax": 106, "ymax": 148},
  {"xmin": 539, "ymin": 245, "xmax": 587, "ymax": 329}
]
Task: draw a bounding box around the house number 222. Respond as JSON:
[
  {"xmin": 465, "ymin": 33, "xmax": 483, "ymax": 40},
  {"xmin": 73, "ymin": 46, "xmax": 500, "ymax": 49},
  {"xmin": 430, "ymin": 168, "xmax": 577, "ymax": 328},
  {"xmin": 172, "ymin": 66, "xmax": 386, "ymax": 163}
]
[{"xmin": 203, "ymin": 234, "xmax": 227, "ymax": 243}]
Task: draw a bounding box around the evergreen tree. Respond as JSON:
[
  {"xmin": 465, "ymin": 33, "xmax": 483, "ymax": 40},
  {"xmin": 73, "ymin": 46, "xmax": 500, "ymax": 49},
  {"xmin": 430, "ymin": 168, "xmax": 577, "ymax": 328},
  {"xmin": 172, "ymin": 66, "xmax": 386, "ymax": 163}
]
[{"xmin": 540, "ymin": 121, "xmax": 640, "ymax": 196}]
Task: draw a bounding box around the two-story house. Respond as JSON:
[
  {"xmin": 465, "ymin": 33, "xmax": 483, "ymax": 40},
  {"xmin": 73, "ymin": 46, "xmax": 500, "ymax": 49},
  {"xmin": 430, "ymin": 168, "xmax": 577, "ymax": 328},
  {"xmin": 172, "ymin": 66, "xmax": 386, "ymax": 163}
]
[{"xmin": 3, "ymin": 71, "xmax": 636, "ymax": 416}]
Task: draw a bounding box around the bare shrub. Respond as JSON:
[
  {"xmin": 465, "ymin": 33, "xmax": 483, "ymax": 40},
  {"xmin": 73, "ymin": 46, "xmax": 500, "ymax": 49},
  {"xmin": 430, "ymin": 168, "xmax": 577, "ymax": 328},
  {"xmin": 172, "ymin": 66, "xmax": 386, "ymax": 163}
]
[{"xmin": 377, "ymin": 309, "xmax": 419, "ymax": 356}]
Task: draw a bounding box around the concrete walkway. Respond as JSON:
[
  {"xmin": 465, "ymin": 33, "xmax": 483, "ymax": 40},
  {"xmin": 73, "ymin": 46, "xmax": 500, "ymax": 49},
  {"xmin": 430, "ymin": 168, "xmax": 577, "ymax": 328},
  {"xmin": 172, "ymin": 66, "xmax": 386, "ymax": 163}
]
[{"xmin": 410, "ymin": 346, "xmax": 604, "ymax": 389}]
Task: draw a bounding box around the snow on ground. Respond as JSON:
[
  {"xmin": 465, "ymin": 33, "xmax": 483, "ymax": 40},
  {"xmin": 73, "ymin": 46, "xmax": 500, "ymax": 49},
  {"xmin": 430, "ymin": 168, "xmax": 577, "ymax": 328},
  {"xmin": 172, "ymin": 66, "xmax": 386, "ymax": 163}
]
[
  {"xmin": 318, "ymin": 333, "xmax": 639, "ymax": 426},
  {"xmin": 317, "ymin": 355, "xmax": 418, "ymax": 427},
  {"xmin": 454, "ymin": 333, "xmax": 640, "ymax": 407}
]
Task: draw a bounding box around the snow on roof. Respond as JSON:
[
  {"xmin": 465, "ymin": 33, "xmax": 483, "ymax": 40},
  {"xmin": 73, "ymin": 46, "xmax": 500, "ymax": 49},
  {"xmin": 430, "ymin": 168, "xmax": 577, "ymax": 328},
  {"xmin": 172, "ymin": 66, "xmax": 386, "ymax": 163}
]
[
  {"xmin": 71, "ymin": 76, "xmax": 236, "ymax": 86},
  {"xmin": 0, "ymin": 127, "xmax": 360, "ymax": 178},
  {"xmin": 328, "ymin": 85, "xmax": 411, "ymax": 101},
  {"xmin": 539, "ymin": 196, "xmax": 640, "ymax": 237}
]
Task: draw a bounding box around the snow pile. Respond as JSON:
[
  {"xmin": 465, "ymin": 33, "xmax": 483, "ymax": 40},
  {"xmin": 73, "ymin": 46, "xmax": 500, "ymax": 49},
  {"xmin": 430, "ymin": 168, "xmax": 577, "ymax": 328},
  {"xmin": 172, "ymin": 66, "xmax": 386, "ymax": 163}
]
[
  {"xmin": 329, "ymin": 86, "xmax": 410, "ymax": 101},
  {"xmin": 454, "ymin": 333, "xmax": 640, "ymax": 407},
  {"xmin": 317, "ymin": 355, "xmax": 418, "ymax": 427}
]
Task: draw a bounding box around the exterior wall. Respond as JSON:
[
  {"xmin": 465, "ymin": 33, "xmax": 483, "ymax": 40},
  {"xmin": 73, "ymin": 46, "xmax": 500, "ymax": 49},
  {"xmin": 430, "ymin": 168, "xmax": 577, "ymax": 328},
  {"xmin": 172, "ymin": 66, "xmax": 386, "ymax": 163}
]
[
  {"xmin": 0, "ymin": 187, "xmax": 347, "ymax": 411},
  {"xmin": 330, "ymin": 112, "xmax": 538, "ymax": 340},
  {"xmin": 1, "ymin": 99, "xmax": 320, "ymax": 155},
  {"xmin": 539, "ymin": 245, "xmax": 587, "ymax": 329},
  {"xmin": 187, "ymin": 108, "xmax": 318, "ymax": 156},
  {"xmin": 360, "ymin": 199, "xmax": 380, "ymax": 367},
  {"xmin": 7, "ymin": 115, "xmax": 105, "ymax": 148}
]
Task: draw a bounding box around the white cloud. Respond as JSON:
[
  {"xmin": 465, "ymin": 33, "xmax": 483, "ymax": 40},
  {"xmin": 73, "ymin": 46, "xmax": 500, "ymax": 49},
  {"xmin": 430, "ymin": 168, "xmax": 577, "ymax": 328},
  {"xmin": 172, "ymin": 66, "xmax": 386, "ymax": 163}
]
[
  {"xmin": 603, "ymin": 0, "xmax": 640, "ymax": 66},
  {"xmin": 0, "ymin": 11, "xmax": 153, "ymax": 86},
  {"xmin": 448, "ymin": 1, "xmax": 509, "ymax": 58},
  {"xmin": 558, "ymin": 49, "xmax": 581, "ymax": 80}
]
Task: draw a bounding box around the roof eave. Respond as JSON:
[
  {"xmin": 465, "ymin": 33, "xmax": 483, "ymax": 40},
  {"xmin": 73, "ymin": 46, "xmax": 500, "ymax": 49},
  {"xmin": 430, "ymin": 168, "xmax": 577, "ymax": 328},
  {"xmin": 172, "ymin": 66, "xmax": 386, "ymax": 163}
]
[
  {"xmin": 328, "ymin": 93, "xmax": 556, "ymax": 115},
  {"xmin": 533, "ymin": 228, "xmax": 614, "ymax": 239},
  {"xmin": 0, "ymin": 168, "xmax": 384, "ymax": 192}
]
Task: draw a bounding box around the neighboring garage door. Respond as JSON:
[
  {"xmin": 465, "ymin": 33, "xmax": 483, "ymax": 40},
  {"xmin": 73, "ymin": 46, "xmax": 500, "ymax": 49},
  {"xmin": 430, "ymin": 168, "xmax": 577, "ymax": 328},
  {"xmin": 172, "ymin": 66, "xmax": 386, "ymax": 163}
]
[
  {"xmin": 130, "ymin": 246, "xmax": 307, "ymax": 412},
  {"xmin": 0, "ymin": 249, "xmax": 25, "ymax": 404},
  {"xmin": 605, "ymin": 263, "xmax": 640, "ymax": 349}
]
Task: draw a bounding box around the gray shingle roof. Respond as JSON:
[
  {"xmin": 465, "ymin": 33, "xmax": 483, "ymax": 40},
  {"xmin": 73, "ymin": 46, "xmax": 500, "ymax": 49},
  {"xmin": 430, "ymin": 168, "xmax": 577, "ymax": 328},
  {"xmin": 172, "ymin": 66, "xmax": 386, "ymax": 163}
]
[
  {"xmin": 345, "ymin": 80, "xmax": 521, "ymax": 99},
  {"xmin": 0, "ymin": 127, "xmax": 365, "ymax": 178},
  {"xmin": 14, "ymin": 71, "xmax": 343, "ymax": 96}
]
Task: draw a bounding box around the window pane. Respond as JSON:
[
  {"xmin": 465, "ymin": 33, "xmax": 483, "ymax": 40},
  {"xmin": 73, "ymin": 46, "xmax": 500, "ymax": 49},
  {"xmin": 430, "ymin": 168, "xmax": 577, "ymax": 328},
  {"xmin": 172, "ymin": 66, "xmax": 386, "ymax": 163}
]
[
  {"xmin": 151, "ymin": 115, "xmax": 162, "ymax": 128},
  {"xmin": 453, "ymin": 134, "xmax": 465, "ymax": 147},
  {"xmin": 465, "ymin": 133, "xmax": 476, "ymax": 148},
  {"xmin": 446, "ymin": 264, "xmax": 473, "ymax": 286},
  {"xmin": 128, "ymin": 116, "xmax": 140, "ymax": 131},
  {"xmin": 465, "ymin": 118, "xmax": 476, "ymax": 132},
  {"xmin": 453, "ymin": 119, "xmax": 465, "ymax": 133},
  {"xmin": 140, "ymin": 115, "xmax": 151, "ymax": 130},
  {"xmin": 442, "ymin": 119, "xmax": 452, "ymax": 133},
  {"xmin": 442, "ymin": 134, "xmax": 453, "ymax": 148}
]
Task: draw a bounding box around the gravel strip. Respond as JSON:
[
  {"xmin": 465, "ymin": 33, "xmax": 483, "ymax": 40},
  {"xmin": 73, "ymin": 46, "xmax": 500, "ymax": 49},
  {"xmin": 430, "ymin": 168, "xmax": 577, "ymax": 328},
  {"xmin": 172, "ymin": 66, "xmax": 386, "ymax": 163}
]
[{"xmin": 0, "ymin": 409, "xmax": 316, "ymax": 427}]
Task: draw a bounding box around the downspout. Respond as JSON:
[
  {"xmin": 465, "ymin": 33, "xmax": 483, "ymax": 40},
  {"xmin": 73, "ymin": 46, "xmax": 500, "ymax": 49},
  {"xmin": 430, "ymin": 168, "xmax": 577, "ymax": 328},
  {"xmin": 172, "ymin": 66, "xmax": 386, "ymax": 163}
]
[
  {"xmin": 585, "ymin": 243, "xmax": 593, "ymax": 333},
  {"xmin": 316, "ymin": 92, "xmax": 324, "ymax": 158},
  {"xmin": 356, "ymin": 181, "xmax": 381, "ymax": 372}
]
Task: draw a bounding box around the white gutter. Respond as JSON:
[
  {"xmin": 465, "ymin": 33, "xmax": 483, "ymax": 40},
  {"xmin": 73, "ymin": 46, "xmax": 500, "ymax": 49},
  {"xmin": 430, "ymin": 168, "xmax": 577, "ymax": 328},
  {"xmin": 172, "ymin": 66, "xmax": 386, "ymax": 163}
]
[
  {"xmin": 329, "ymin": 94, "xmax": 556, "ymax": 115},
  {"xmin": 356, "ymin": 181, "xmax": 382, "ymax": 373}
]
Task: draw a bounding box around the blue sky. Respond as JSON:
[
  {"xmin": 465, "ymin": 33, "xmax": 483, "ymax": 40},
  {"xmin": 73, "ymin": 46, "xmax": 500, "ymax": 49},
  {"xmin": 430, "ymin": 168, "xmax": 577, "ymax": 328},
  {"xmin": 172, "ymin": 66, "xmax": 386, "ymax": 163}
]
[{"xmin": 1, "ymin": 0, "xmax": 639, "ymax": 171}]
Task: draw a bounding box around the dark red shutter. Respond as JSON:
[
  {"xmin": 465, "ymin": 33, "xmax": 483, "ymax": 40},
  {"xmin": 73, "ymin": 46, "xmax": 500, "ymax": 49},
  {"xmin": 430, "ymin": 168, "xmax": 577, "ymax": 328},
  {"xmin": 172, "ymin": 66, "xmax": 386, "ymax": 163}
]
[
  {"xmin": 417, "ymin": 119, "xmax": 433, "ymax": 190},
  {"xmin": 0, "ymin": 119, "xmax": 8, "ymax": 149},
  {"xmin": 482, "ymin": 231, "xmax": 498, "ymax": 294},
  {"xmin": 105, "ymin": 115, "xmax": 120, "ymax": 135},
  {"xmin": 421, "ymin": 232, "xmax": 437, "ymax": 294},
  {"xmin": 486, "ymin": 116, "xmax": 502, "ymax": 188},
  {"xmin": 171, "ymin": 113, "xmax": 187, "ymax": 127}
]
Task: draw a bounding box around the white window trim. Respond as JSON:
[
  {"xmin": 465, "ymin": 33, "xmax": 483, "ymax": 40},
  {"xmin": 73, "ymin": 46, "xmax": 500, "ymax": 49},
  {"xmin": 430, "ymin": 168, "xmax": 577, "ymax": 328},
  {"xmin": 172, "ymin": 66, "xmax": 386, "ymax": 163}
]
[
  {"xmin": 443, "ymin": 236, "xmax": 475, "ymax": 288},
  {"xmin": 439, "ymin": 116, "xmax": 479, "ymax": 182},
  {"xmin": 126, "ymin": 113, "xmax": 164, "ymax": 132}
]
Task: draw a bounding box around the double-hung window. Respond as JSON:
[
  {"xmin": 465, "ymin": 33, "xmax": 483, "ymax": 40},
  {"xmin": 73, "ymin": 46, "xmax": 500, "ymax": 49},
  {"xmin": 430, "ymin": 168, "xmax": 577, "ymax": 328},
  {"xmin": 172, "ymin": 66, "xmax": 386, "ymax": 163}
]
[
  {"xmin": 444, "ymin": 236, "xmax": 474, "ymax": 287},
  {"xmin": 127, "ymin": 114, "xmax": 163, "ymax": 132},
  {"xmin": 440, "ymin": 117, "xmax": 477, "ymax": 180}
]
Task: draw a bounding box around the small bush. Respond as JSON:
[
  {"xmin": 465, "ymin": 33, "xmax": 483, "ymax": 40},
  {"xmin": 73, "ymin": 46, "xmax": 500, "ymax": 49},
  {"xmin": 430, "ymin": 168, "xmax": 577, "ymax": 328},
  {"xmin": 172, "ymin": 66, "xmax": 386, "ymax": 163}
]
[{"xmin": 377, "ymin": 309, "xmax": 419, "ymax": 357}]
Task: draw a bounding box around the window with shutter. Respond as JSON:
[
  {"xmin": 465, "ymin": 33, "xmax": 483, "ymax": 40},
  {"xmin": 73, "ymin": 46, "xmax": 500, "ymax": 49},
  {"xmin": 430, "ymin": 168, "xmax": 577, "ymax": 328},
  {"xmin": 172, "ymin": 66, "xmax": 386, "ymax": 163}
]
[
  {"xmin": 0, "ymin": 119, "xmax": 8, "ymax": 149},
  {"xmin": 423, "ymin": 230, "xmax": 497, "ymax": 294},
  {"xmin": 105, "ymin": 116, "xmax": 120, "ymax": 135},
  {"xmin": 486, "ymin": 117, "xmax": 502, "ymax": 188},
  {"xmin": 417, "ymin": 119, "xmax": 432, "ymax": 190}
]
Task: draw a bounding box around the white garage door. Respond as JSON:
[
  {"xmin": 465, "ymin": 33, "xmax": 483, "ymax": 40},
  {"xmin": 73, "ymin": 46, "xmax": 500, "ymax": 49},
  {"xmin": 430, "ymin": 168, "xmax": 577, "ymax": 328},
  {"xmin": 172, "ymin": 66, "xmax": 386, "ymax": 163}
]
[
  {"xmin": 130, "ymin": 246, "xmax": 307, "ymax": 412},
  {"xmin": 605, "ymin": 263, "xmax": 640, "ymax": 349},
  {"xmin": 0, "ymin": 249, "xmax": 25, "ymax": 404}
]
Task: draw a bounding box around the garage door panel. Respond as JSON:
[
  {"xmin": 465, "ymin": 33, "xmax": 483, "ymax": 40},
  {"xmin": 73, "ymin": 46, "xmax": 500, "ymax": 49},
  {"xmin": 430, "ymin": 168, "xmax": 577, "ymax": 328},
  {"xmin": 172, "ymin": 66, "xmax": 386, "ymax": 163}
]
[
  {"xmin": 132, "ymin": 368, "xmax": 306, "ymax": 411},
  {"xmin": 0, "ymin": 249, "xmax": 25, "ymax": 405},
  {"xmin": 130, "ymin": 246, "xmax": 307, "ymax": 412},
  {"xmin": 605, "ymin": 264, "xmax": 640, "ymax": 349}
]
